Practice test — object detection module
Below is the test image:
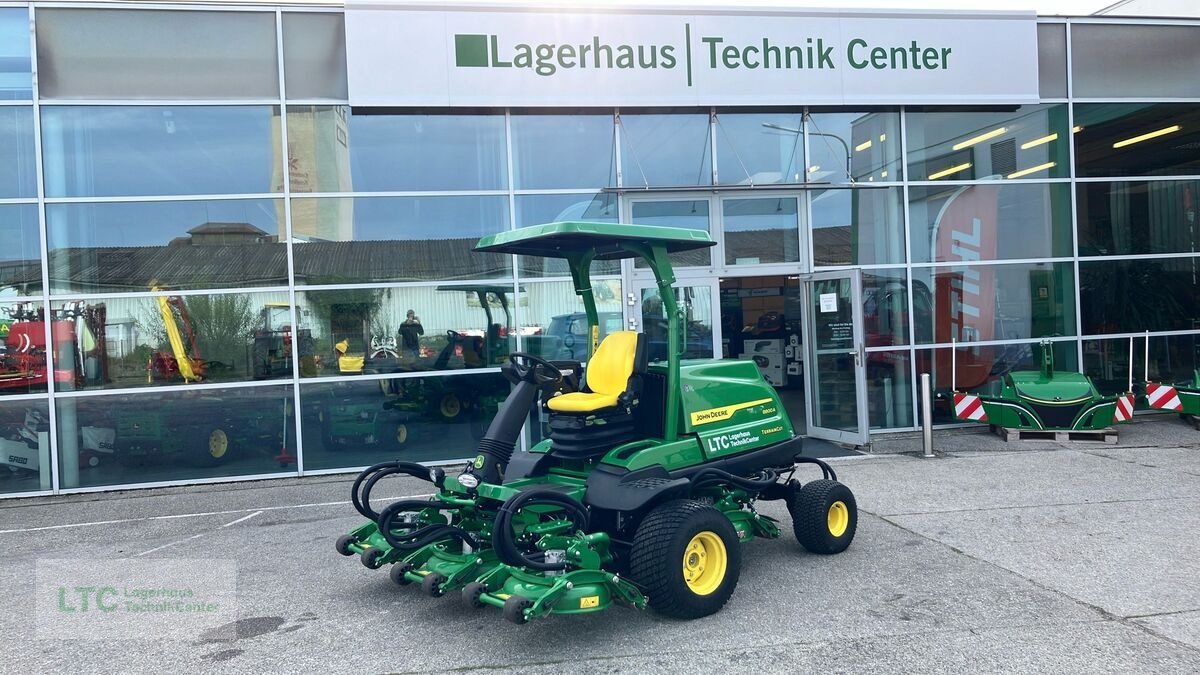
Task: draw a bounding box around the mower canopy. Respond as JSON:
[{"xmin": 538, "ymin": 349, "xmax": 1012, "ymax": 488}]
[{"xmin": 474, "ymin": 221, "xmax": 715, "ymax": 260}]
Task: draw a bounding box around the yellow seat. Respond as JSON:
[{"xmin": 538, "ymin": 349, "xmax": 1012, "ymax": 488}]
[{"xmin": 546, "ymin": 331, "xmax": 640, "ymax": 414}]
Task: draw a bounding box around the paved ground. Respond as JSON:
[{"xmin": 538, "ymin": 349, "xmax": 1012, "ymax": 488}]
[{"xmin": 1, "ymin": 415, "xmax": 1198, "ymax": 673}]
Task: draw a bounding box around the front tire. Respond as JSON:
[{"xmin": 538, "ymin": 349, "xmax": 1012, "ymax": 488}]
[
  {"xmin": 788, "ymin": 479, "xmax": 858, "ymax": 555},
  {"xmin": 629, "ymin": 499, "xmax": 741, "ymax": 620}
]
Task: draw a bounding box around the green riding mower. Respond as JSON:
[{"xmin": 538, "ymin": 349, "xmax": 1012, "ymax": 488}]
[{"xmin": 334, "ymin": 222, "xmax": 857, "ymax": 624}]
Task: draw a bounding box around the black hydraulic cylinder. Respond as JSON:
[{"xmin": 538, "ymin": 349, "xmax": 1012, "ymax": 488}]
[{"xmin": 464, "ymin": 379, "xmax": 540, "ymax": 485}]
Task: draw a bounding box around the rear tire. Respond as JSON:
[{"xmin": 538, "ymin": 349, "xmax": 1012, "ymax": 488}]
[
  {"xmin": 788, "ymin": 479, "xmax": 857, "ymax": 555},
  {"xmin": 629, "ymin": 499, "xmax": 741, "ymax": 620}
]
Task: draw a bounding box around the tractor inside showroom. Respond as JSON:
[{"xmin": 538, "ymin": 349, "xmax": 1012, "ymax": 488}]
[{"xmin": 335, "ymin": 222, "xmax": 857, "ymax": 624}]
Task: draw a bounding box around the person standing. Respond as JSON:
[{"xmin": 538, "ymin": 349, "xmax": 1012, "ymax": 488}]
[{"xmin": 399, "ymin": 309, "xmax": 424, "ymax": 358}]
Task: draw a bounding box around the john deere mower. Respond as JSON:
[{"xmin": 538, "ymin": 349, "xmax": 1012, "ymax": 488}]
[{"xmin": 334, "ymin": 222, "xmax": 857, "ymax": 624}]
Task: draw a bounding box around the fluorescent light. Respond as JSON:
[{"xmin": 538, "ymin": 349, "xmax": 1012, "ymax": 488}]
[
  {"xmin": 879, "ymin": 133, "xmax": 887, "ymax": 142},
  {"xmin": 952, "ymin": 127, "xmax": 1007, "ymax": 151},
  {"xmin": 928, "ymin": 162, "xmax": 972, "ymax": 180},
  {"xmin": 1112, "ymin": 125, "xmax": 1181, "ymax": 149},
  {"xmin": 808, "ymin": 165, "xmax": 820, "ymax": 173},
  {"xmin": 855, "ymin": 140, "xmax": 872, "ymax": 152},
  {"xmin": 881, "ymin": 170, "xmax": 888, "ymax": 178},
  {"xmin": 1072, "ymin": 125, "xmax": 1083, "ymax": 133},
  {"xmin": 1007, "ymin": 161, "xmax": 1056, "ymax": 179},
  {"xmin": 1020, "ymin": 133, "xmax": 1058, "ymax": 150}
]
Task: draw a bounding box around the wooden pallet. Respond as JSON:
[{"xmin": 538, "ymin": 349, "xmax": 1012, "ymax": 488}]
[{"xmin": 991, "ymin": 425, "xmax": 1118, "ymax": 444}]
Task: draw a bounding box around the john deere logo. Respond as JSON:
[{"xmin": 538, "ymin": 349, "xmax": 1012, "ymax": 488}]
[{"xmin": 473, "ymin": 454, "xmax": 485, "ymax": 469}]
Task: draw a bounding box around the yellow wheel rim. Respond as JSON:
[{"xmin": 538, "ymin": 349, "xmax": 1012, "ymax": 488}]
[
  {"xmin": 396, "ymin": 425, "xmax": 408, "ymax": 445},
  {"xmin": 440, "ymin": 394, "xmax": 461, "ymax": 418},
  {"xmin": 827, "ymin": 501, "xmax": 849, "ymax": 538},
  {"xmin": 208, "ymin": 430, "xmax": 229, "ymax": 459},
  {"xmin": 681, "ymin": 531, "xmax": 727, "ymax": 596}
]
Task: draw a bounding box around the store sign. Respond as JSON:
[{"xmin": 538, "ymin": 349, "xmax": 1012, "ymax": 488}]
[{"xmin": 345, "ymin": 3, "xmax": 1039, "ymax": 106}]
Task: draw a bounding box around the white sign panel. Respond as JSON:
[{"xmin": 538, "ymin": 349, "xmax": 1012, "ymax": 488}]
[
  {"xmin": 345, "ymin": 3, "xmax": 1039, "ymax": 107},
  {"xmin": 820, "ymin": 293, "xmax": 838, "ymax": 313}
]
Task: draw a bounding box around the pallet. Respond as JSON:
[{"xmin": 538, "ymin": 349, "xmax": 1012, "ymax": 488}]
[{"xmin": 991, "ymin": 425, "xmax": 1118, "ymax": 444}]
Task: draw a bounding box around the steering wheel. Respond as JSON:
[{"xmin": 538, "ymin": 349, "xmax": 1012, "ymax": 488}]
[{"xmin": 507, "ymin": 352, "xmax": 562, "ymax": 386}]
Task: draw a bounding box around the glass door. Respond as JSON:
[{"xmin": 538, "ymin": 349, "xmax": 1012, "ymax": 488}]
[
  {"xmin": 803, "ymin": 270, "xmax": 869, "ymax": 446},
  {"xmin": 627, "ymin": 280, "xmax": 721, "ymax": 363}
]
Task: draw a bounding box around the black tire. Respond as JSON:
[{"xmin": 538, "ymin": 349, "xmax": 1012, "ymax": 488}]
[
  {"xmin": 360, "ymin": 546, "xmax": 386, "ymax": 570},
  {"xmin": 390, "ymin": 562, "xmax": 414, "ymax": 586},
  {"xmin": 462, "ymin": 581, "xmax": 488, "ymax": 609},
  {"xmin": 334, "ymin": 534, "xmax": 355, "ymax": 556},
  {"xmin": 629, "ymin": 499, "xmax": 742, "ymax": 620},
  {"xmin": 191, "ymin": 427, "xmax": 232, "ymax": 467},
  {"xmin": 422, "ymin": 572, "xmax": 447, "ymax": 598},
  {"xmin": 788, "ymin": 479, "xmax": 858, "ymax": 555},
  {"xmin": 503, "ymin": 595, "xmax": 533, "ymax": 625}
]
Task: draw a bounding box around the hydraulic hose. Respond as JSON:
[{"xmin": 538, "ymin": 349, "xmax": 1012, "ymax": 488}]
[
  {"xmin": 492, "ymin": 489, "xmax": 590, "ymax": 571},
  {"xmin": 688, "ymin": 467, "xmax": 779, "ymax": 495},
  {"xmin": 377, "ymin": 498, "xmax": 480, "ymax": 551},
  {"xmin": 351, "ymin": 460, "xmax": 445, "ymax": 522}
]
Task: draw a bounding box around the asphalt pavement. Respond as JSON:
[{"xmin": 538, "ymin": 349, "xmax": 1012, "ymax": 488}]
[{"xmin": 1, "ymin": 415, "xmax": 1199, "ymax": 673}]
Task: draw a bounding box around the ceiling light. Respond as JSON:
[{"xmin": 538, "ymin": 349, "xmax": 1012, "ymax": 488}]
[
  {"xmin": 952, "ymin": 127, "xmax": 1007, "ymax": 151},
  {"xmin": 1072, "ymin": 125, "xmax": 1083, "ymax": 133},
  {"xmin": 1007, "ymin": 161, "xmax": 1056, "ymax": 179},
  {"xmin": 1020, "ymin": 133, "xmax": 1058, "ymax": 150},
  {"xmin": 927, "ymin": 162, "xmax": 972, "ymax": 180},
  {"xmin": 855, "ymin": 140, "xmax": 872, "ymax": 152},
  {"xmin": 1112, "ymin": 125, "xmax": 1181, "ymax": 149}
]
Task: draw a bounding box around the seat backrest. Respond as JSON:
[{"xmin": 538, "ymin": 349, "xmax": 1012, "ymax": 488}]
[{"xmin": 584, "ymin": 331, "xmax": 642, "ymax": 396}]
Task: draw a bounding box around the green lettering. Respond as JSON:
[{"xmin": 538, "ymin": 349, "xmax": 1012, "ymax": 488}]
[
  {"xmin": 922, "ymin": 46, "xmax": 939, "ymax": 69},
  {"xmin": 870, "ymin": 46, "xmax": 888, "ymax": 68},
  {"xmin": 534, "ymin": 43, "xmax": 556, "ymax": 76},
  {"xmin": 615, "ymin": 45, "xmax": 635, "ymax": 68},
  {"xmin": 489, "ymin": 35, "xmax": 511, "ymax": 68},
  {"xmin": 742, "ymin": 44, "xmax": 759, "ymax": 69},
  {"xmin": 512, "ymin": 43, "xmax": 532, "ymax": 68},
  {"xmin": 660, "ymin": 45, "xmax": 677, "ymax": 68},
  {"xmin": 702, "ymin": 36, "xmax": 723, "ymax": 68},
  {"xmin": 558, "ymin": 43, "xmax": 576, "ymax": 69},
  {"xmin": 941, "ymin": 46, "xmax": 952, "ymax": 67},
  {"xmin": 723, "ymin": 45, "xmax": 740, "ymax": 68},
  {"xmin": 847, "ymin": 38, "xmax": 868, "ymax": 69}
]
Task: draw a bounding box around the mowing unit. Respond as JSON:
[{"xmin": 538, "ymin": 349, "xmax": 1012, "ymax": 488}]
[{"xmin": 335, "ymin": 222, "xmax": 857, "ymax": 624}]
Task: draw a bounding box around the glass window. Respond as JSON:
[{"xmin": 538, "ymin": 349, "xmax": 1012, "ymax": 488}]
[
  {"xmin": 511, "ymin": 114, "xmax": 615, "ymax": 189},
  {"xmin": 714, "ymin": 112, "xmax": 804, "ymax": 186},
  {"xmin": 1037, "ymin": 23, "xmax": 1067, "ymax": 99},
  {"xmin": 866, "ymin": 349, "xmax": 912, "ymax": 430},
  {"xmin": 906, "ymin": 105, "xmax": 1069, "ymax": 181},
  {"xmin": 514, "ymin": 193, "xmax": 618, "ymax": 277},
  {"xmin": 630, "ymin": 199, "xmax": 712, "ymax": 268},
  {"xmin": 808, "ymin": 111, "xmax": 901, "ymax": 184},
  {"xmin": 915, "ymin": 341, "xmax": 1078, "ymax": 423},
  {"xmin": 0, "ymin": 106, "xmax": 35, "ymax": 198},
  {"xmin": 54, "ymin": 384, "xmax": 294, "ymax": 490},
  {"xmin": 0, "ymin": 8, "xmax": 32, "ymax": 100},
  {"xmin": 289, "ymin": 195, "xmax": 510, "ymax": 285},
  {"xmin": 723, "ymin": 196, "xmax": 799, "ymax": 265},
  {"xmin": 619, "ymin": 112, "xmax": 711, "ymax": 187},
  {"xmin": 1080, "ymin": 257, "xmax": 1200, "ymax": 335},
  {"xmin": 1083, "ymin": 334, "xmax": 1198, "ymax": 398},
  {"xmin": 283, "ymin": 13, "xmax": 348, "ymax": 100},
  {"xmin": 300, "ymin": 373, "xmax": 507, "ymax": 469},
  {"xmin": 49, "ymin": 290, "xmax": 295, "ymax": 392},
  {"xmin": 47, "ymin": 199, "xmax": 287, "ymax": 294},
  {"xmin": 1074, "ymin": 104, "xmax": 1200, "ymax": 178},
  {"xmin": 0, "ymin": 397, "xmax": 51, "ymax": 493},
  {"xmin": 296, "ymin": 285, "xmax": 516, "ymax": 377},
  {"xmin": 812, "ymin": 187, "xmax": 904, "ymax": 266},
  {"xmin": 1072, "ymin": 24, "xmax": 1200, "ymax": 99},
  {"xmin": 863, "ymin": 268, "xmax": 910, "ymax": 348},
  {"xmin": 41, "ymin": 106, "xmax": 281, "ymax": 198},
  {"xmin": 517, "ymin": 280, "xmax": 624, "ymax": 362},
  {"xmin": 36, "ymin": 9, "xmax": 278, "ymax": 99},
  {"xmin": 1078, "ymin": 180, "xmax": 1200, "ymax": 257},
  {"xmin": 341, "ymin": 110, "xmax": 507, "ymax": 192},
  {"xmin": 0, "ymin": 300, "xmax": 48, "ymax": 395},
  {"xmin": 911, "ymin": 262, "xmax": 1076, "ymax": 344},
  {"xmin": 909, "ymin": 182, "xmax": 1072, "ymax": 264},
  {"xmin": 1, "ymin": 204, "xmax": 41, "ymax": 296}
]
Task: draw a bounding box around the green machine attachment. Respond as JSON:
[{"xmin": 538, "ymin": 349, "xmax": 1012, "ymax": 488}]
[
  {"xmin": 334, "ymin": 222, "xmax": 858, "ymax": 624},
  {"xmin": 1142, "ymin": 332, "xmax": 1200, "ymax": 419}
]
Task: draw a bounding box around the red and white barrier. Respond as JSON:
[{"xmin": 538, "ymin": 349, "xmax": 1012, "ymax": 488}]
[
  {"xmin": 1113, "ymin": 393, "xmax": 1135, "ymax": 423},
  {"xmin": 954, "ymin": 393, "xmax": 988, "ymax": 422},
  {"xmin": 1145, "ymin": 383, "xmax": 1183, "ymax": 411}
]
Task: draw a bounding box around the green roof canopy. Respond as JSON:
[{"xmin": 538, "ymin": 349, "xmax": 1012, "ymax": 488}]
[{"xmin": 474, "ymin": 221, "xmax": 716, "ymax": 260}]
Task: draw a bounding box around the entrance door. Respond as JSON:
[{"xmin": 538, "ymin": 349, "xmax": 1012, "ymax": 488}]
[
  {"xmin": 803, "ymin": 270, "xmax": 869, "ymax": 446},
  {"xmin": 627, "ymin": 279, "xmax": 720, "ymax": 363}
]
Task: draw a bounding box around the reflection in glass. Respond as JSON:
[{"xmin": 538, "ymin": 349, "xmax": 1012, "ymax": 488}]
[
  {"xmin": 41, "ymin": 106, "xmax": 281, "ymax": 197},
  {"xmin": 1078, "ymin": 180, "xmax": 1200, "ymax": 257},
  {"xmin": 807, "ymin": 276, "xmax": 859, "ymax": 432},
  {"xmin": 297, "ymin": 285, "xmax": 516, "ymax": 377},
  {"xmin": 631, "ymin": 200, "xmax": 712, "ymax": 268},
  {"xmin": 0, "ymin": 204, "xmax": 41, "ymax": 296},
  {"xmin": 289, "ymin": 196, "xmax": 510, "ymax": 285},
  {"xmin": 908, "ymin": 183, "xmax": 1072, "ymax": 263},
  {"xmin": 906, "ymin": 104, "xmax": 1069, "ymax": 181},
  {"xmin": 0, "ymin": 106, "xmax": 35, "ymax": 197},
  {"xmin": 1080, "ymin": 257, "xmax": 1200, "ymax": 334},
  {"xmin": 514, "ymin": 193, "xmax": 618, "ymax": 277},
  {"xmin": 641, "ymin": 285, "xmax": 714, "ymax": 362},
  {"xmin": 723, "ymin": 197, "xmax": 799, "ymax": 265},
  {"xmin": 715, "ymin": 112, "xmax": 804, "ymax": 185},
  {"xmin": 282, "ymin": 13, "xmax": 348, "ymax": 100},
  {"xmin": 1085, "ymin": 334, "xmax": 1199, "ymax": 398},
  {"xmin": 1071, "ymin": 24, "xmax": 1200, "ymax": 99},
  {"xmin": 518, "ymin": 280, "xmax": 624, "ymax": 362},
  {"xmin": 0, "ymin": 9, "xmax": 33, "ymax": 100},
  {"xmin": 49, "ymin": 291, "xmax": 294, "ymax": 392},
  {"xmin": 1074, "ymin": 104, "xmax": 1200, "ymax": 178},
  {"xmin": 866, "ymin": 349, "xmax": 912, "ymax": 430},
  {"xmin": 863, "ymin": 269, "xmax": 910, "ymax": 348},
  {"xmin": 620, "ymin": 112, "xmax": 711, "ymax": 187},
  {"xmin": 811, "ymin": 187, "xmax": 904, "ymax": 266},
  {"xmin": 910, "ymin": 262, "xmax": 1076, "ymax": 344},
  {"xmin": 1037, "ymin": 24, "xmax": 1067, "ymax": 99},
  {"xmin": 511, "ymin": 114, "xmax": 615, "ymax": 189},
  {"xmin": 0, "ymin": 397, "xmax": 51, "ymax": 494},
  {"xmin": 807, "ymin": 111, "xmax": 901, "ymax": 184},
  {"xmin": 301, "ymin": 373, "xmax": 508, "ymax": 469},
  {"xmin": 0, "ymin": 300, "xmax": 49, "ymax": 395},
  {"xmin": 54, "ymin": 384, "xmax": 294, "ymax": 489},
  {"xmin": 47, "ymin": 200, "xmax": 287, "ymax": 294}
]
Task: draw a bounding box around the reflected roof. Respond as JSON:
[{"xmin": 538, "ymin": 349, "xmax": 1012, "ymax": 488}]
[{"xmin": 475, "ymin": 221, "xmax": 716, "ymax": 260}]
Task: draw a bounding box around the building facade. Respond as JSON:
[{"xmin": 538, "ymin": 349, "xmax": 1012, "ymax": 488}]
[{"xmin": 1, "ymin": 2, "xmax": 1199, "ymax": 497}]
